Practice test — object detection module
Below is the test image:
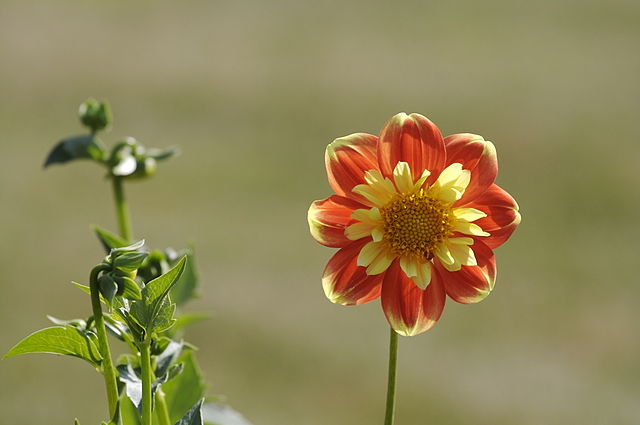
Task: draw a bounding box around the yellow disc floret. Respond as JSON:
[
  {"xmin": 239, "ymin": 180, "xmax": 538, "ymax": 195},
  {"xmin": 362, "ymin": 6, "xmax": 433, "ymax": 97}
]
[{"xmin": 380, "ymin": 190, "xmax": 452, "ymax": 260}]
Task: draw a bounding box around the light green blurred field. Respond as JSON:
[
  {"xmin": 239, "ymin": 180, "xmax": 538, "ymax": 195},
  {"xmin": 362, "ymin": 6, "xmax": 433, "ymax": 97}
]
[{"xmin": 1, "ymin": 0, "xmax": 639, "ymax": 424}]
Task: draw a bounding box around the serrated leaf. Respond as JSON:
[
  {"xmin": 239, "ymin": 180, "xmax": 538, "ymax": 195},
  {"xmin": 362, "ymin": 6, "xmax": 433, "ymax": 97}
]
[
  {"xmin": 160, "ymin": 351, "xmax": 206, "ymax": 424},
  {"xmin": 4, "ymin": 326, "xmax": 102, "ymax": 368},
  {"xmin": 175, "ymin": 399, "xmax": 203, "ymax": 425},
  {"xmin": 129, "ymin": 257, "xmax": 186, "ymax": 337},
  {"xmin": 94, "ymin": 225, "xmax": 128, "ymax": 253},
  {"xmin": 202, "ymin": 403, "xmax": 253, "ymax": 425},
  {"xmin": 44, "ymin": 135, "xmax": 105, "ymax": 167},
  {"xmin": 170, "ymin": 248, "xmax": 199, "ymax": 306},
  {"xmin": 151, "ymin": 298, "xmax": 177, "ymax": 334}
]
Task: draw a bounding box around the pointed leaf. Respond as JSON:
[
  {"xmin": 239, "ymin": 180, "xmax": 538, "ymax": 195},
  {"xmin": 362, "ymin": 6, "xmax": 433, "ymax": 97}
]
[
  {"xmin": 146, "ymin": 146, "xmax": 179, "ymax": 162},
  {"xmin": 44, "ymin": 135, "xmax": 105, "ymax": 167},
  {"xmin": 170, "ymin": 248, "xmax": 199, "ymax": 306},
  {"xmin": 119, "ymin": 392, "xmax": 142, "ymax": 425},
  {"xmin": 143, "ymin": 256, "xmax": 187, "ymax": 305},
  {"xmin": 160, "ymin": 351, "xmax": 206, "ymax": 424},
  {"xmin": 175, "ymin": 399, "xmax": 203, "ymax": 425},
  {"xmin": 94, "ymin": 225, "xmax": 128, "ymax": 253},
  {"xmin": 4, "ymin": 326, "xmax": 102, "ymax": 368},
  {"xmin": 47, "ymin": 315, "xmax": 87, "ymax": 329},
  {"xmin": 118, "ymin": 363, "xmax": 143, "ymax": 410},
  {"xmin": 156, "ymin": 340, "xmax": 183, "ymax": 378}
]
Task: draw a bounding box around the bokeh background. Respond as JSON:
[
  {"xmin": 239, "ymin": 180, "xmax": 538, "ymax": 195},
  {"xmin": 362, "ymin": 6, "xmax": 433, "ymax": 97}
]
[{"xmin": 1, "ymin": 0, "xmax": 639, "ymax": 424}]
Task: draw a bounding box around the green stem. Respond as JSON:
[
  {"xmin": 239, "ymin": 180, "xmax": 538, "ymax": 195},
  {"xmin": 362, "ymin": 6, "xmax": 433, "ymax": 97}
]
[
  {"xmin": 140, "ymin": 342, "xmax": 153, "ymax": 425},
  {"xmin": 384, "ymin": 327, "xmax": 399, "ymax": 425},
  {"xmin": 90, "ymin": 264, "xmax": 119, "ymax": 418},
  {"xmin": 111, "ymin": 176, "xmax": 133, "ymax": 242},
  {"xmin": 155, "ymin": 389, "xmax": 172, "ymax": 425}
]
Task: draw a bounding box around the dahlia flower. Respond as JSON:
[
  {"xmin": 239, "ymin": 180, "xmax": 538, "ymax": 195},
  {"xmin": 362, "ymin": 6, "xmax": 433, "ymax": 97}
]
[{"xmin": 308, "ymin": 113, "xmax": 520, "ymax": 336}]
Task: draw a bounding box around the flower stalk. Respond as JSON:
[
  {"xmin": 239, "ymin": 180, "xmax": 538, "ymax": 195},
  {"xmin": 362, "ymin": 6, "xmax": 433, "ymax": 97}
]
[
  {"xmin": 112, "ymin": 176, "xmax": 133, "ymax": 242},
  {"xmin": 89, "ymin": 264, "xmax": 119, "ymax": 418},
  {"xmin": 384, "ymin": 327, "xmax": 398, "ymax": 425}
]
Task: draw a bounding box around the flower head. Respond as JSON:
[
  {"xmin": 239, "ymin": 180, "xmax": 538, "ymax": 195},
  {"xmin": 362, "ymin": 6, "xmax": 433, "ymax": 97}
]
[{"xmin": 308, "ymin": 113, "xmax": 520, "ymax": 336}]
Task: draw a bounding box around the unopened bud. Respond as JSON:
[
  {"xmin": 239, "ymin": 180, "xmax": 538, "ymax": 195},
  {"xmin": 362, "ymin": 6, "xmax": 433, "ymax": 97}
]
[{"xmin": 79, "ymin": 98, "xmax": 112, "ymax": 132}]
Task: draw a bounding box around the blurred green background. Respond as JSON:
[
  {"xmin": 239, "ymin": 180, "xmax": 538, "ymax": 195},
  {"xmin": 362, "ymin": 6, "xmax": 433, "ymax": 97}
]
[{"xmin": 1, "ymin": 0, "xmax": 639, "ymax": 424}]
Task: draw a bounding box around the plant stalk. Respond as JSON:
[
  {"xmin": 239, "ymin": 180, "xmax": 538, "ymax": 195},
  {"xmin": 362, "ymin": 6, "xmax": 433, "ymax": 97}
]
[
  {"xmin": 384, "ymin": 327, "xmax": 399, "ymax": 425},
  {"xmin": 111, "ymin": 176, "xmax": 133, "ymax": 242},
  {"xmin": 155, "ymin": 389, "xmax": 172, "ymax": 425},
  {"xmin": 89, "ymin": 265, "xmax": 119, "ymax": 418},
  {"xmin": 140, "ymin": 342, "xmax": 153, "ymax": 425}
]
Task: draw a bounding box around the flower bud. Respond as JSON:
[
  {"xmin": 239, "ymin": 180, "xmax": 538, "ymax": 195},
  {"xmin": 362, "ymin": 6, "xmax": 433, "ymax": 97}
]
[{"xmin": 79, "ymin": 98, "xmax": 112, "ymax": 132}]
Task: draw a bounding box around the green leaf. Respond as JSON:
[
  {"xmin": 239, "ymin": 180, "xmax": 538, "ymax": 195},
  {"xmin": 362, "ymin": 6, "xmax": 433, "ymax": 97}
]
[
  {"xmin": 119, "ymin": 393, "xmax": 142, "ymax": 425},
  {"xmin": 143, "ymin": 256, "xmax": 187, "ymax": 305},
  {"xmin": 119, "ymin": 276, "xmax": 142, "ymax": 300},
  {"xmin": 94, "ymin": 225, "xmax": 128, "ymax": 253},
  {"xmin": 117, "ymin": 363, "xmax": 143, "ymax": 410},
  {"xmin": 160, "ymin": 351, "xmax": 206, "ymax": 424},
  {"xmin": 170, "ymin": 248, "xmax": 199, "ymax": 307},
  {"xmin": 155, "ymin": 341, "xmax": 183, "ymax": 378},
  {"xmin": 47, "ymin": 315, "xmax": 87, "ymax": 329},
  {"xmin": 114, "ymin": 252, "xmax": 149, "ymax": 272},
  {"xmin": 129, "ymin": 257, "xmax": 186, "ymax": 337},
  {"xmin": 148, "ymin": 297, "xmax": 177, "ymax": 334},
  {"xmin": 202, "ymin": 403, "xmax": 253, "ymax": 425},
  {"xmin": 4, "ymin": 326, "xmax": 102, "ymax": 368},
  {"xmin": 99, "ymin": 274, "xmax": 118, "ymax": 303},
  {"xmin": 44, "ymin": 135, "xmax": 105, "ymax": 167},
  {"xmin": 175, "ymin": 399, "xmax": 204, "ymax": 425},
  {"xmin": 170, "ymin": 313, "xmax": 209, "ymax": 335},
  {"xmin": 146, "ymin": 146, "xmax": 179, "ymax": 162},
  {"xmin": 110, "ymin": 239, "xmax": 146, "ymax": 257}
]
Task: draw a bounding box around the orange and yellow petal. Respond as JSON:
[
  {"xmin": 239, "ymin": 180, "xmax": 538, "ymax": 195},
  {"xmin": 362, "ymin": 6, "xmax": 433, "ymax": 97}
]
[
  {"xmin": 429, "ymin": 163, "xmax": 471, "ymax": 203},
  {"xmin": 345, "ymin": 208, "xmax": 384, "ymax": 241},
  {"xmin": 378, "ymin": 113, "xmax": 446, "ymax": 183},
  {"xmin": 468, "ymin": 184, "xmax": 521, "ymax": 249},
  {"xmin": 438, "ymin": 239, "xmax": 496, "ymax": 304},
  {"xmin": 308, "ymin": 195, "xmax": 363, "ymax": 248},
  {"xmin": 325, "ymin": 133, "xmax": 380, "ymax": 204},
  {"xmin": 357, "ymin": 241, "xmax": 395, "ymax": 275},
  {"xmin": 444, "ymin": 133, "xmax": 498, "ymax": 205},
  {"xmin": 399, "ymin": 255, "xmax": 432, "ymax": 289},
  {"xmin": 352, "ymin": 170, "xmax": 397, "ymax": 206},
  {"xmin": 381, "ymin": 260, "xmax": 446, "ymax": 336},
  {"xmin": 322, "ymin": 240, "xmax": 383, "ymax": 306}
]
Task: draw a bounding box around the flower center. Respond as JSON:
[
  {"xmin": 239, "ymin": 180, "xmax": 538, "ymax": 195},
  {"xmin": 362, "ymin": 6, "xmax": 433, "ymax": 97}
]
[{"xmin": 380, "ymin": 190, "xmax": 452, "ymax": 260}]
